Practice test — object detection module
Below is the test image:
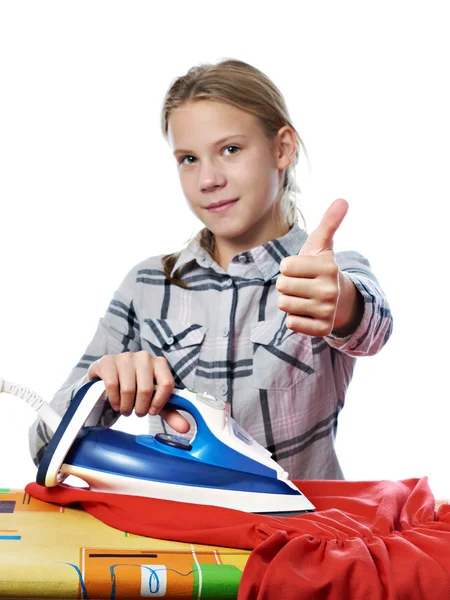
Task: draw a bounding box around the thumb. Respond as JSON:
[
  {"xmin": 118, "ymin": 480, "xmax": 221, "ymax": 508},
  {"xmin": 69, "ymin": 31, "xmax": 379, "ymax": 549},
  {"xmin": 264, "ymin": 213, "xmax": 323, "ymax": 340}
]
[{"xmin": 299, "ymin": 198, "xmax": 349, "ymax": 256}]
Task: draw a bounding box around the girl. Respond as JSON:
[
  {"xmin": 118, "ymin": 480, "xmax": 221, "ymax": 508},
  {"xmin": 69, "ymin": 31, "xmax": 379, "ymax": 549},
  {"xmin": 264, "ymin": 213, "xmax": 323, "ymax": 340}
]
[{"xmin": 29, "ymin": 59, "xmax": 392, "ymax": 480}]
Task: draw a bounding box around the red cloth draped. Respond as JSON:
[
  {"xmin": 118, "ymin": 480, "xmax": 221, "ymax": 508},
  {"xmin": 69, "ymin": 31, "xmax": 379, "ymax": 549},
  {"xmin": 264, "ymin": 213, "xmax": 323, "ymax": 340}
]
[{"xmin": 26, "ymin": 477, "xmax": 450, "ymax": 599}]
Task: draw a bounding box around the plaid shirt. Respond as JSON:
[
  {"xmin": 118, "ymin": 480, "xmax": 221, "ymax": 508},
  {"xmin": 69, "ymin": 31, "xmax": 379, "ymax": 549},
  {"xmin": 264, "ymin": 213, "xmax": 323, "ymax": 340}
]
[{"xmin": 29, "ymin": 224, "xmax": 393, "ymax": 479}]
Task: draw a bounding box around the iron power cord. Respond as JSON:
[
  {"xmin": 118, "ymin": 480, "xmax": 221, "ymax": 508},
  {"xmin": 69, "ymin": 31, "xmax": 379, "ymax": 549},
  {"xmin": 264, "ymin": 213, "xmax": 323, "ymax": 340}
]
[{"xmin": 0, "ymin": 377, "xmax": 61, "ymax": 433}]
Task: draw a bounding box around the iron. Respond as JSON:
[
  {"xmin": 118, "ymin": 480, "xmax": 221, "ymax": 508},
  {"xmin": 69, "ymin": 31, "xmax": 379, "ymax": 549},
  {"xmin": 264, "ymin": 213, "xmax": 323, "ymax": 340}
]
[{"xmin": 3, "ymin": 378, "xmax": 315, "ymax": 514}]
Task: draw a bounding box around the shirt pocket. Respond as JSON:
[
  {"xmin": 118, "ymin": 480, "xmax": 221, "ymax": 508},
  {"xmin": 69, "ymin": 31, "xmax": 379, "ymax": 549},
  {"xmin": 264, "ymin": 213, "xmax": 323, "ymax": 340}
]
[
  {"xmin": 250, "ymin": 319, "xmax": 314, "ymax": 391},
  {"xmin": 140, "ymin": 318, "xmax": 207, "ymax": 390}
]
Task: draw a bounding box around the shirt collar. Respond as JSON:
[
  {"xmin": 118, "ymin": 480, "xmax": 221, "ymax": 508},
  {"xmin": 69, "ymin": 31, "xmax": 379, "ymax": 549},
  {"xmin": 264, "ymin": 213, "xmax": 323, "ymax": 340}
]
[
  {"xmin": 170, "ymin": 234, "xmax": 216, "ymax": 276},
  {"xmin": 252, "ymin": 224, "xmax": 308, "ymax": 280},
  {"xmin": 171, "ymin": 224, "xmax": 308, "ymax": 281}
]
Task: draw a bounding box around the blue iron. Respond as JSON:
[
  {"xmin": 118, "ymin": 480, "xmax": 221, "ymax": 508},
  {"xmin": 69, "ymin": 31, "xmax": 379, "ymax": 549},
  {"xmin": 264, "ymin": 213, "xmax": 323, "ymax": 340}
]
[{"xmin": 2, "ymin": 378, "xmax": 315, "ymax": 514}]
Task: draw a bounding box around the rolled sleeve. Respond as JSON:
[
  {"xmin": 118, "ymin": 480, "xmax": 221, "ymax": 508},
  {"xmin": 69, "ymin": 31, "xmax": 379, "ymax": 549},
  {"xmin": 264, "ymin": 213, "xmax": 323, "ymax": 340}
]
[
  {"xmin": 28, "ymin": 265, "xmax": 142, "ymax": 466},
  {"xmin": 326, "ymin": 252, "xmax": 393, "ymax": 357}
]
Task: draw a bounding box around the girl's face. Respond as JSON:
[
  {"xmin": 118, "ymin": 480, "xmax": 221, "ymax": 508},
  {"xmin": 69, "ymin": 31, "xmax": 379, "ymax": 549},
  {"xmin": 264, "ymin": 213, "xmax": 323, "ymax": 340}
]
[{"xmin": 167, "ymin": 100, "xmax": 293, "ymax": 260}]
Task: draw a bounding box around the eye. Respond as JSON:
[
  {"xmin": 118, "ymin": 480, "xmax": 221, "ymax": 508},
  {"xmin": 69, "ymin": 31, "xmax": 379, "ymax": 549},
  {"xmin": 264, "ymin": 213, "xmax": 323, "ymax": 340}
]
[
  {"xmin": 223, "ymin": 145, "xmax": 240, "ymax": 156},
  {"xmin": 180, "ymin": 155, "xmax": 197, "ymax": 165}
]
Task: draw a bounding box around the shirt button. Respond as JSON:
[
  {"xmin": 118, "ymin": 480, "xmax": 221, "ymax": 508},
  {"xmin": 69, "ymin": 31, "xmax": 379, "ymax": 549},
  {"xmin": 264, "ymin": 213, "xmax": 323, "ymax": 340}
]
[
  {"xmin": 225, "ymin": 278, "xmax": 233, "ymax": 287},
  {"xmin": 238, "ymin": 255, "xmax": 247, "ymax": 263},
  {"xmin": 220, "ymin": 384, "xmax": 228, "ymax": 396},
  {"xmin": 166, "ymin": 337, "xmax": 174, "ymax": 345},
  {"xmin": 222, "ymin": 327, "xmax": 229, "ymax": 337}
]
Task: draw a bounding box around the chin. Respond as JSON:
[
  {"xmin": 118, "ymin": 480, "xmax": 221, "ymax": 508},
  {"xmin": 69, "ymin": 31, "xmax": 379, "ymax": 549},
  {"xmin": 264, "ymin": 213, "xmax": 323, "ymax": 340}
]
[{"xmin": 209, "ymin": 222, "xmax": 252, "ymax": 240}]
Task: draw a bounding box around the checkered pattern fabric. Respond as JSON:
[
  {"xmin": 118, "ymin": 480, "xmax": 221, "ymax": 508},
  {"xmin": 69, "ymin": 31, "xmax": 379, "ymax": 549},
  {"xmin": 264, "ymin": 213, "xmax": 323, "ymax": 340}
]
[{"xmin": 29, "ymin": 224, "xmax": 392, "ymax": 479}]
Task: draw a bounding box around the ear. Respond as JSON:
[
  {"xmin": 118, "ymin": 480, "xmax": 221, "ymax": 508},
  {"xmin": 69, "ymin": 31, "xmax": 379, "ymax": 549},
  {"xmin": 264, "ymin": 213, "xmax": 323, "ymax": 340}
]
[{"xmin": 274, "ymin": 125, "xmax": 297, "ymax": 170}]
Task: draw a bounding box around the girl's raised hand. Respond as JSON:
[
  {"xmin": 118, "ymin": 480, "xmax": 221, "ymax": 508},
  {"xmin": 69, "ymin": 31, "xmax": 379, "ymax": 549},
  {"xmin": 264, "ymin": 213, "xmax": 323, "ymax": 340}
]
[
  {"xmin": 86, "ymin": 351, "xmax": 190, "ymax": 433},
  {"xmin": 276, "ymin": 199, "xmax": 363, "ymax": 337}
]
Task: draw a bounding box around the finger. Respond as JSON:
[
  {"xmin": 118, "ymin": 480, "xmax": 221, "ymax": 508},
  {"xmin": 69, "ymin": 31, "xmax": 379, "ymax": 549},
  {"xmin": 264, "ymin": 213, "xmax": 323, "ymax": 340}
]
[
  {"xmin": 278, "ymin": 296, "xmax": 336, "ymax": 321},
  {"xmin": 134, "ymin": 351, "xmax": 155, "ymax": 417},
  {"xmin": 278, "ymin": 296, "xmax": 316, "ymax": 316},
  {"xmin": 279, "ymin": 255, "xmax": 338, "ymax": 281},
  {"xmin": 276, "ymin": 275, "xmax": 315, "ymax": 299},
  {"xmin": 87, "ymin": 359, "xmax": 101, "ymax": 381},
  {"xmin": 93, "ymin": 356, "xmax": 121, "ymax": 411},
  {"xmin": 299, "ymin": 198, "xmax": 349, "ymax": 256},
  {"xmin": 149, "ymin": 357, "xmax": 174, "ymax": 415},
  {"xmin": 279, "ymin": 255, "xmax": 322, "ymax": 278},
  {"xmin": 115, "ymin": 353, "xmax": 137, "ymax": 416},
  {"xmin": 160, "ymin": 407, "xmax": 191, "ymax": 434},
  {"xmin": 286, "ymin": 314, "xmax": 333, "ymax": 337}
]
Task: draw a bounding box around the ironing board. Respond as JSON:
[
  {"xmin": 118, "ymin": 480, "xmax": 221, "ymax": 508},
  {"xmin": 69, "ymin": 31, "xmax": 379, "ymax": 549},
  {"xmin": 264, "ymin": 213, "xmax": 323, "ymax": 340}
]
[
  {"xmin": 2, "ymin": 487, "xmax": 448, "ymax": 600},
  {"xmin": 0, "ymin": 488, "xmax": 249, "ymax": 599}
]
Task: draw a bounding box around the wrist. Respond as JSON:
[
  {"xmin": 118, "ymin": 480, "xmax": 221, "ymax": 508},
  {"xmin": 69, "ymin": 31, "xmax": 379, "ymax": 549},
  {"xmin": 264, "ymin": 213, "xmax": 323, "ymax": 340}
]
[{"xmin": 332, "ymin": 272, "xmax": 364, "ymax": 337}]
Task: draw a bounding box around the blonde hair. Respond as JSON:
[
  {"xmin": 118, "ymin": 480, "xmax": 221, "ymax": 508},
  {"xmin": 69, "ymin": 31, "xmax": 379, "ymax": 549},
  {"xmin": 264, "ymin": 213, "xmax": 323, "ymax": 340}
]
[{"xmin": 161, "ymin": 58, "xmax": 305, "ymax": 283}]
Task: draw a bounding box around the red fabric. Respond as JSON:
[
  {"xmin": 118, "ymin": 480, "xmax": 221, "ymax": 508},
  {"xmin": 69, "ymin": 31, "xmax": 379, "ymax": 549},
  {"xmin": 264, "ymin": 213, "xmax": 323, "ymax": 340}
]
[{"xmin": 26, "ymin": 477, "xmax": 450, "ymax": 600}]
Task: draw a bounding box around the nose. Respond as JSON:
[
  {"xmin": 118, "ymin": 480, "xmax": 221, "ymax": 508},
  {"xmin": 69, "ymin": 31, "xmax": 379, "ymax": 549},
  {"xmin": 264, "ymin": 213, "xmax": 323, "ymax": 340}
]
[{"xmin": 198, "ymin": 159, "xmax": 226, "ymax": 193}]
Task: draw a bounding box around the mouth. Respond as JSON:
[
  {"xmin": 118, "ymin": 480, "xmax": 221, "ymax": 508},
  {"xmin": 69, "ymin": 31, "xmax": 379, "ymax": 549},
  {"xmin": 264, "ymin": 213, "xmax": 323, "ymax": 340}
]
[{"xmin": 206, "ymin": 199, "xmax": 239, "ymax": 213}]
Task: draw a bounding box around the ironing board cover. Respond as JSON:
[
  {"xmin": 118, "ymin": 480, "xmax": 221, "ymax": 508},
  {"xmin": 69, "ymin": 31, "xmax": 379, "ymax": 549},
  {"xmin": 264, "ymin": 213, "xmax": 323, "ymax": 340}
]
[
  {"xmin": 0, "ymin": 487, "xmax": 247, "ymax": 599},
  {"xmin": 24, "ymin": 477, "xmax": 450, "ymax": 600}
]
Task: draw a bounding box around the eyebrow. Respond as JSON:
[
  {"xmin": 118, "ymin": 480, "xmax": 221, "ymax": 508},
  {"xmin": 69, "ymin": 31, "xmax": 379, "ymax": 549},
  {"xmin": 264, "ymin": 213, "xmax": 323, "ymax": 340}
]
[{"xmin": 173, "ymin": 134, "xmax": 249, "ymax": 157}]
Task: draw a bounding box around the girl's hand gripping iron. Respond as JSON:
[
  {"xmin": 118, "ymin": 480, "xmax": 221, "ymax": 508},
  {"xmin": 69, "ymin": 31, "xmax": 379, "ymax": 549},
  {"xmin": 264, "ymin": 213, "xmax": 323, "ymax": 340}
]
[{"xmin": 35, "ymin": 379, "xmax": 315, "ymax": 514}]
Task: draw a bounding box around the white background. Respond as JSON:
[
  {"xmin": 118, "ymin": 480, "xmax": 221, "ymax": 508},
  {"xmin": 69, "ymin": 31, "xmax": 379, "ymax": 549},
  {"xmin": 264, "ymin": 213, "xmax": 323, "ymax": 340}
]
[{"xmin": 1, "ymin": 1, "xmax": 449, "ymax": 499}]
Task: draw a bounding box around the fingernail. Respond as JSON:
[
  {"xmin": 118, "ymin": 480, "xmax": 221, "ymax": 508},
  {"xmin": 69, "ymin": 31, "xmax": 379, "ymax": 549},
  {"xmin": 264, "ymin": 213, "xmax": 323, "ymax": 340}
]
[{"xmin": 149, "ymin": 408, "xmax": 158, "ymax": 415}]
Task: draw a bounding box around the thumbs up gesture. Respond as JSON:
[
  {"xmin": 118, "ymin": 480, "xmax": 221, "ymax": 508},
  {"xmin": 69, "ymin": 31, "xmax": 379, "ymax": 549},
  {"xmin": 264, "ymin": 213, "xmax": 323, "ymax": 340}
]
[{"xmin": 276, "ymin": 199, "xmax": 363, "ymax": 337}]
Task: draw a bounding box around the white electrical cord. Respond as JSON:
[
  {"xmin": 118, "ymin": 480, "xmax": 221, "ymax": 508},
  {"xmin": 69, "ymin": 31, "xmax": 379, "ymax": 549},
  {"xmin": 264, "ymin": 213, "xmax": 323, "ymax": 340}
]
[{"xmin": 0, "ymin": 377, "xmax": 62, "ymax": 434}]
